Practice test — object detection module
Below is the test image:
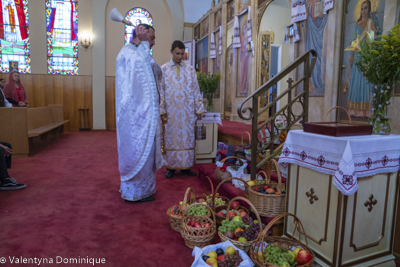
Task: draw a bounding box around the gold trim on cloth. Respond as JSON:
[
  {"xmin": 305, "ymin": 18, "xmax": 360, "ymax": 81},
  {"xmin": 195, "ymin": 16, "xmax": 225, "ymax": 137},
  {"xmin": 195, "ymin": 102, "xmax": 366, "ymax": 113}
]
[
  {"xmin": 160, "ymin": 112, "xmax": 167, "ymax": 115},
  {"xmin": 347, "ymin": 100, "xmax": 369, "ymax": 111},
  {"xmin": 165, "ymin": 148, "xmax": 195, "ymax": 151},
  {"xmin": 195, "ymin": 100, "xmax": 203, "ymax": 102},
  {"xmin": 196, "ymin": 112, "xmax": 205, "ymax": 115},
  {"xmin": 160, "ymin": 100, "xmax": 165, "ymax": 103}
]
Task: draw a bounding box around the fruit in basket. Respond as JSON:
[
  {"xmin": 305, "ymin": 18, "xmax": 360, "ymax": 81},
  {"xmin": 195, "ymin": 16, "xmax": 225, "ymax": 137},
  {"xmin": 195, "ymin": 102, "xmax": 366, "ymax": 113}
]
[
  {"xmin": 207, "ymin": 251, "xmax": 218, "ymax": 259},
  {"xmin": 217, "ymin": 211, "xmax": 225, "ymax": 217},
  {"xmin": 264, "ymin": 244, "xmax": 296, "ymax": 266},
  {"xmin": 194, "ymin": 223, "xmax": 202, "ymax": 228},
  {"xmin": 228, "ymin": 211, "xmax": 237, "ymax": 219},
  {"xmin": 202, "ymin": 255, "xmax": 210, "ymax": 262},
  {"xmin": 232, "ymin": 216, "xmax": 242, "ymax": 222},
  {"xmin": 293, "ymin": 247, "xmax": 301, "ymax": 257},
  {"xmin": 234, "ymin": 228, "xmax": 244, "ymax": 238},
  {"xmin": 188, "ymin": 205, "xmax": 208, "ymax": 216},
  {"xmin": 266, "ymin": 188, "xmax": 276, "ymax": 194},
  {"xmin": 287, "ymin": 250, "xmax": 296, "ymax": 265},
  {"xmin": 216, "ymin": 248, "xmax": 224, "ymax": 256},
  {"xmin": 296, "ymin": 249, "xmax": 312, "ymax": 264},
  {"xmin": 188, "ymin": 220, "xmax": 197, "ymax": 227},
  {"xmin": 219, "ymin": 251, "xmax": 243, "ymax": 267},
  {"xmin": 197, "ymin": 198, "xmax": 206, "ymax": 203},
  {"xmin": 238, "ymin": 237, "xmax": 247, "ymax": 242},
  {"xmin": 224, "ymin": 231, "xmax": 234, "ymax": 239},
  {"xmin": 264, "ymin": 185, "xmax": 270, "ymax": 190},
  {"xmin": 225, "ymin": 246, "xmax": 235, "ymax": 255},
  {"xmin": 206, "ymin": 196, "xmax": 226, "ymax": 206},
  {"xmin": 239, "ymin": 211, "xmax": 247, "ymax": 217},
  {"xmin": 217, "ymin": 254, "xmax": 225, "ymax": 262},
  {"xmin": 282, "ymin": 261, "xmax": 291, "ymax": 267},
  {"xmin": 205, "ymin": 257, "xmax": 218, "ymax": 267},
  {"xmin": 247, "ymin": 180, "xmax": 256, "ymax": 186},
  {"xmin": 230, "ymin": 201, "xmax": 240, "ymax": 210},
  {"xmin": 203, "ymin": 223, "xmax": 211, "ymax": 228}
]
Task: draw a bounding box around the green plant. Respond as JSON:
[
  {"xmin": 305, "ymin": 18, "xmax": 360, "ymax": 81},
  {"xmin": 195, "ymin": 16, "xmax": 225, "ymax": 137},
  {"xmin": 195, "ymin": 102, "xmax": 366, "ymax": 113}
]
[
  {"xmin": 197, "ymin": 71, "xmax": 221, "ymax": 94},
  {"xmin": 345, "ymin": 24, "xmax": 400, "ymax": 134}
]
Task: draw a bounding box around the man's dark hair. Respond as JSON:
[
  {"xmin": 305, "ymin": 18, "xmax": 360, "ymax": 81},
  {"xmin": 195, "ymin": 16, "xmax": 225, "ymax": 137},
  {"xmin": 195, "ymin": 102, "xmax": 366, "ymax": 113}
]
[
  {"xmin": 132, "ymin": 24, "xmax": 155, "ymax": 38},
  {"xmin": 171, "ymin": 40, "xmax": 185, "ymax": 51}
]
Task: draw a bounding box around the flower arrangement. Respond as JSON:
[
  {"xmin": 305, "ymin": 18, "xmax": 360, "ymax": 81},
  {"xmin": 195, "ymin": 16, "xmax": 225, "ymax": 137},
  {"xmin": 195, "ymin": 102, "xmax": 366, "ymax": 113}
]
[
  {"xmin": 345, "ymin": 24, "xmax": 400, "ymax": 134},
  {"xmin": 197, "ymin": 71, "xmax": 221, "ymax": 111}
]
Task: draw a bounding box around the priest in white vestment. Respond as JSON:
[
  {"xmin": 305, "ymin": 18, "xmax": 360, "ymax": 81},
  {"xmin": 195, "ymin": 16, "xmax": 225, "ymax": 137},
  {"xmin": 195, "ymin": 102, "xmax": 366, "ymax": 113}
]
[
  {"xmin": 115, "ymin": 24, "xmax": 163, "ymax": 202},
  {"xmin": 160, "ymin": 41, "xmax": 205, "ymax": 179}
]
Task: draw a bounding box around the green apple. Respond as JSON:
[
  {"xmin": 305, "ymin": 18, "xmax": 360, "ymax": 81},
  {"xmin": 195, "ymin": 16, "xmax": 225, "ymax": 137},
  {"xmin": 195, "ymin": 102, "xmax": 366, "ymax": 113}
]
[
  {"xmin": 281, "ymin": 261, "xmax": 291, "ymax": 267},
  {"xmin": 232, "ymin": 215, "xmax": 242, "ymax": 222},
  {"xmin": 287, "ymin": 250, "xmax": 295, "ymax": 265},
  {"xmin": 293, "ymin": 247, "xmax": 301, "ymax": 257},
  {"xmin": 247, "ymin": 180, "xmax": 256, "ymax": 186},
  {"xmin": 238, "ymin": 237, "xmax": 247, "ymax": 242}
]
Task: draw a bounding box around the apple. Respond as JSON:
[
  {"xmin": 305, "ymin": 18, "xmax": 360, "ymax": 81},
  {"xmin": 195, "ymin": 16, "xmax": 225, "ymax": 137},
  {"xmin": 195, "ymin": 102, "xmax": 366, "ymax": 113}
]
[
  {"xmin": 207, "ymin": 251, "xmax": 218, "ymax": 259},
  {"xmin": 206, "ymin": 257, "xmax": 217, "ymax": 267},
  {"xmin": 293, "ymin": 247, "xmax": 301, "ymax": 257},
  {"xmin": 232, "ymin": 215, "xmax": 242, "ymax": 222},
  {"xmin": 247, "ymin": 180, "xmax": 256, "ymax": 186},
  {"xmin": 217, "ymin": 211, "xmax": 225, "ymax": 217},
  {"xmin": 281, "ymin": 262, "xmax": 291, "ymax": 267},
  {"xmin": 217, "ymin": 254, "xmax": 225, "ymax": 262},
  {"xmin": 197, "ymin": 198, "xmax": 206, "ymax": 203},
  {"xmin": 225, "ymin": 246, "xmax": 235, "ymax": 255},
  {"xmin": 228, "ymin": 211, "xmax": 237, "ymax": 219},
  {"xmin": 194, "ymin": 223, "xmax": 202, "ymax": 228},
  {"xmin": 295, "ymin": 249, "xmax": 312, "ymax": 264},
  {"xmin": 257, "ymin": 251, "xmax": 263, "ymax": 260},
  {"xmin": 230, "ymin": 201, "xmax": 240, "ymax": 210},
  {"xmin": 188, "ymin": 220, "xmax": 197, "ymax": 227},
  {"xmin": 240, "ymin": 211, "xmax": 247, "ymax": 217},
  {"xmin": 264, "ymin": 185, "xmax": 270, "ymax": 190},
  {"xmin": 254, "ymin": 187, "xmax": 259, "ymax": 190},
  {"xmin": 203, "ymin": 223, "xmax": 211, "ymax": 228}
]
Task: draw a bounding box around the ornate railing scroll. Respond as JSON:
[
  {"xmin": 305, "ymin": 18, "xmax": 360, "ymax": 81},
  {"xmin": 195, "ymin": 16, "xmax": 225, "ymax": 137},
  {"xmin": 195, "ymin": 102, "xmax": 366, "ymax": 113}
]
[{"xmin": 237, "ymin": 50, "xmax": 317, "ymax": 179}]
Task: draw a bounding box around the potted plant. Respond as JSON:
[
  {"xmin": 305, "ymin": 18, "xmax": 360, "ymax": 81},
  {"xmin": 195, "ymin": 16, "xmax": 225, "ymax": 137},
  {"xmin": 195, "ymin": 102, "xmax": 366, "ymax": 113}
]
[
  {"xmin": 197, "ymin": 71, "xmax": 221, "ymax": 112},
  {"xmin": 345, "ymin": 24, "xmax": 400, "ymax": 134}
]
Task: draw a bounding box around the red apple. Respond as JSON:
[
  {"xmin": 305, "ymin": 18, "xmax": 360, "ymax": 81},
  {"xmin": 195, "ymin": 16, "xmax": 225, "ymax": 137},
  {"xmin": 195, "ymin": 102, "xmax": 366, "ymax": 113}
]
[
  {"xmin": 238, "ymin": 209, "xmax": 244, "ymax": 213},
  {"xmin": 228, "ymin": 211, "xmax": 237, "ymax": 219},
  {"xmin": 194, "ymin": 223, "xmax": 202, "ymax": 228},
  {"xmin": 240, "ymin": 211, "xmax": 247, "ymax": 217},
  {"xmin": 203, "ymin": 223, "xmax": 211, "ymax": 228},
  {"xmin": 296, "ymin": 249, "xmax": 312, "ymax": 264},
  {"xmin": 217, "ymin": 254, "xmax": 225, "ymax": 262},
  {"xmin": 230, "ymin": 201, "xmax": 240, "ymax": 210},
  {"xmin": 188, "ymin": 220, "xmax": 197, "ymax": 227},
  {"xmin": 233, "ymin": 238, "xmax": 238, "ymax": 241},
  {"xmin": 264, "ymin": 185, "xmax": 270, "ymax": 190},
  {"xmin": 254, "ymin": 187, "xmax": 259, "ymax": 190},
  {"xmin": 217, "ymin": 211, "xmax": 225, "ymax": 217}
]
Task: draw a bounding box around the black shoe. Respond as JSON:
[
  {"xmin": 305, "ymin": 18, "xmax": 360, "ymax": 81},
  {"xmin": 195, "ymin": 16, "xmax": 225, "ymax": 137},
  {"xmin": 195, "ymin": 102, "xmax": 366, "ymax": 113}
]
[
  {"xmin": 181, "ymin": 169, "xmax": 197, "ymax": 176},
  {"xmin": 0, "ymin": 177, "xmax": 26, "ymax": 191},
  {"xmin": 165, "ymin": 169, "xmax": 175, "ymax": 179},
  {"xmin": 125, "ymin": 195, "xmax": 155, "ymax": 203}
]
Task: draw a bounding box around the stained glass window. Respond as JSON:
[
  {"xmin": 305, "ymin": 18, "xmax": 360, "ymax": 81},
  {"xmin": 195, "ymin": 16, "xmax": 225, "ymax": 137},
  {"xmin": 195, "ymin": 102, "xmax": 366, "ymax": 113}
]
[
  {"xmin": 46, "ymin": 0, "xmax": 78, "ymax": 75},
  {"xmin": 0, "ymin": 0, "xmax": 30, "ymax": 73},
  {"xmin": 124, "ymin": 7, "xmax": 153, "ymax": 53}
]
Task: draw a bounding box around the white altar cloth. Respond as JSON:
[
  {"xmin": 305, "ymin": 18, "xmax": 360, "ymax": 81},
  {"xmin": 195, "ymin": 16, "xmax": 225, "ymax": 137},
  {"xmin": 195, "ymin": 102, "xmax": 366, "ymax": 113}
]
[
  {"xmin": 278, "ymin": 130, "xmax": 400, "ymax": 195},
  {"xmin": 199, "ymin": 112, "xmax": 222, "ymax": 126}
]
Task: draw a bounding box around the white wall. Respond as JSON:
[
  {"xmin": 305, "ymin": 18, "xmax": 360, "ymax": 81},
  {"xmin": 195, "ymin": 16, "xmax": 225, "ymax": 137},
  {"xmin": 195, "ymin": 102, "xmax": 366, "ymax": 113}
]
[{"xmin": 184, "ymin": 0, "xmax": 213, "ymax": 23}]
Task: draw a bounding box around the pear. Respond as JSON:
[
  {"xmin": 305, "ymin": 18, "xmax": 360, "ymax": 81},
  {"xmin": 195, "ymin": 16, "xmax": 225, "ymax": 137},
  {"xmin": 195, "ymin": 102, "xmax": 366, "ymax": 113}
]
[{"xmin": 206, "ymin": 251, "xmax": 217, "ymax": 259}]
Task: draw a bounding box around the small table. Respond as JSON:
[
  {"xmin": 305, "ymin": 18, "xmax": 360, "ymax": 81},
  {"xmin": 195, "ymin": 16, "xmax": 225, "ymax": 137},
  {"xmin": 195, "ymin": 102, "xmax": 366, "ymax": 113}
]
[
  {"xmin": 278, "ymin": 130, "xmax": 400, "ymax": 267},
  {"xmin": 195, "ymin": 112, "xmax": 222, "ymax": 164}
]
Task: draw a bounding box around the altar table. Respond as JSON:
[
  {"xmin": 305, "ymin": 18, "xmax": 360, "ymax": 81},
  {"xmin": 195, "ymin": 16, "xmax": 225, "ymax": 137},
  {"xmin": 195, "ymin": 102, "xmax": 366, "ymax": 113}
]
[
  {"xmin": 195, "ymin": 112, "xmax": 222, "ymax": 164},
  {"xmin": 278, "ymin": 131, "xmax": 400, "ymax": 267}
]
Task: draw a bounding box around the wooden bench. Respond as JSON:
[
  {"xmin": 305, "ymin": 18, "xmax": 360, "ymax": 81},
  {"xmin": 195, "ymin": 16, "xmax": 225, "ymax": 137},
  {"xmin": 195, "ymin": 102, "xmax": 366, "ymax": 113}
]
[{"xmin": 0, "ymin": 105, "xmax": 69, "ymax": 158}]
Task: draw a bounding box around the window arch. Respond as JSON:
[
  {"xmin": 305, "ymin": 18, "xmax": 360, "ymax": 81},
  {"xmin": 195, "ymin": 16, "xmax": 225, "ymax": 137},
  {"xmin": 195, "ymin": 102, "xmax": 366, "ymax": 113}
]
[
  {"xmin": 46, "ymin": 0, "xmax": 78, "ymax": 75},
  {"xmin": 0, "ymin": 0, "xmax": 30, "ymax": 73},
  {"xmin": 124, "ymin": 7, "xmax": 153, "ymax": 52}
]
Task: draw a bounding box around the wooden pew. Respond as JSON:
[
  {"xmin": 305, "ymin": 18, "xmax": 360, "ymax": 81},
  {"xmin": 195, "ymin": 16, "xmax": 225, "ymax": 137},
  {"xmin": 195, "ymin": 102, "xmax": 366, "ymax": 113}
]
[{"xmin": 0, "ymin": 105, "xmax": 69, "ymax": 158}]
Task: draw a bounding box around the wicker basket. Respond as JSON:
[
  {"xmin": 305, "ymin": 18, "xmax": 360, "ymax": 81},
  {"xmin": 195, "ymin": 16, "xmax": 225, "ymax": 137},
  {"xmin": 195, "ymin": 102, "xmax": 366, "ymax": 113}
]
[
  {"xmin": 247, "ymin": 161, "xmax": 286, "ymax": 217},
  {"xmin": 256, "ymin": 153, "xmax": 279, "ymax": 172},
  {"xmin": 166, "ymin": 187, "xmax": 196, "ymax": 232},
  {"xmin": 180, "ymin": 203, "xmax": 217, "ymax": 249},
  {"xmin": 234, "ymin": 131, "xmax": 251, "ymax": 159},
  {"xmin": 212, "ymin": 177, "xmax": 251, "ymax": 225},
  {"xmin": 250, "ymin": 213, "xmax": 315, "ymax": 267},
  {"xmin": 218, "ymin": 196, "xmax": 263, "ymax": 253},
  {"xmin": 201, "ymin": 176, "xmax": 230, "ymax": 209},
  {"xmin": 215, "ymin": 156, "xmax": 248, "ymax": 182}
]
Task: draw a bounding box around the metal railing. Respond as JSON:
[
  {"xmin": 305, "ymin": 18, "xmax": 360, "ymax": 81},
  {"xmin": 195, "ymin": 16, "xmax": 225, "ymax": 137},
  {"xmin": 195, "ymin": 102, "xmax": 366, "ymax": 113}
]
[{"xmin": 237, "ymin": 50, "xmax": 317, "ymax": 179}]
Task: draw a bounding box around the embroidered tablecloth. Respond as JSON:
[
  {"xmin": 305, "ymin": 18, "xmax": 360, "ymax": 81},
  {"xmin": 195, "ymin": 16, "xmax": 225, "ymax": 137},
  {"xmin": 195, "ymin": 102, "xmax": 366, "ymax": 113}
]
[
  {"xmin": 278, "ymin": 130, "xmax": 400, "ymax": 195},
  {"xmin": 199, "ymin": 112, "xmax": 222, "ymax": 126}
]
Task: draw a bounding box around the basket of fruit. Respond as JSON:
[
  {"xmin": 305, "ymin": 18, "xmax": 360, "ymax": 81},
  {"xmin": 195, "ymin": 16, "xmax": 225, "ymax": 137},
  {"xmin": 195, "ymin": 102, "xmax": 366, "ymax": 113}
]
[
  {"xmin": 191, "ymin": 240, "xmax": 255, "ymax": 267},
  {"xmin": 215, "ymin": 156, "xmax": 248, "ymax": 182},
  {"xmin": 167, "ymin": 187, "xmax": 210, "ymax": 232},
  {"xmin": 247, "ymin": 160, "xmax": 286, "ymax": 217},
  {"xmin": 218, "ymin": 196, "xmax": 265, "ymax": 253},
  {"xmin": 250, "ymin": 213, "xmax": 314, "ymax": 267},
  {"xmin": 181, "ymin": 203, "xmax": 217, "ymax": 249},
  {"xmin": 212, "ymin": 177, "xmax": 251, "ymax": 226},
  {"xmin": 198, "ymin": 176, "xmax": 230, "ymax": 209}
]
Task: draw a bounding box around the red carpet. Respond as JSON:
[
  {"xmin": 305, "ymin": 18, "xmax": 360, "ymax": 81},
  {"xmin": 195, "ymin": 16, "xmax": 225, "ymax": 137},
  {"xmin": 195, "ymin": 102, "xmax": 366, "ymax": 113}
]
[
  {"xmin": 219, "ymin": 119, "xmax": 252, "ymax": 141},
  {"xmin": 0, "ymin": 131, "xmax": 208, "ymax": 267}
]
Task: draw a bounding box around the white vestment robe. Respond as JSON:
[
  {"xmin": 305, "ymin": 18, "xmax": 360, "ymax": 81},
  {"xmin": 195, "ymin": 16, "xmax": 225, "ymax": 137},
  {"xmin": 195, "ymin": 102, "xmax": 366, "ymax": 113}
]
[
  {"xmin": 160, "ymin": 60, "xmax": 205, "ymax": 170},
  {"xmin": 115, "ymin": 41, "xmax": 163, "ymax": 201}
]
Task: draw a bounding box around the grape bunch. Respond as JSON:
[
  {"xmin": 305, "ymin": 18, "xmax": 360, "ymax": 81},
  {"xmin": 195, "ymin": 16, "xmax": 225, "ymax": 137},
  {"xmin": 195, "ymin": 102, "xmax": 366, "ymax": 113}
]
[
  {"xmin": 206, "ymin": 196, "xmax": 226, "ymax": 206},
  {"xmin": 264, "ymin": 244, "xmax": 293, "ymax": 266},
  {"xmin": 218, "ymin": 250, "xmax": 243, "ymax": 267},
  {"xmin": 188, "ymin": 205, "xmax": 207, "ymax": 216},
  {"xmin": 218, "ymin": 219, "xmax": 244, "ymax": 235},
  {"xmin": 242, "ymin": 215, "xmax": 253, "ymax": 225}
]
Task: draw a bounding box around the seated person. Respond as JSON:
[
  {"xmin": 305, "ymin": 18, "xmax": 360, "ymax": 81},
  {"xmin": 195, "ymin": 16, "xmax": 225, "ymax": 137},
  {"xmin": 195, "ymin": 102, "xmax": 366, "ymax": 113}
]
[
  {"xmin": 0, "ymin": 142, "xmax": 26, "ymax": 190},
  {"xmin": 0, "ymin": 78, "xmax": 12, "ymax": 107},
  {"xmin": 3, "ymin": 71, "xmax": 28, "ymax": 107}
]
